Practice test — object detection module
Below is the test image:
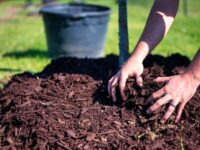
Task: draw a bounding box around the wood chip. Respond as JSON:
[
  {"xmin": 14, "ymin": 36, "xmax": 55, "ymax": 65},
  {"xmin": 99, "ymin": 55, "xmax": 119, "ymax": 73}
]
[
  {"xmin": 66, "ymin": 130, "xmax": 77, "ymax": 139},
  {"xmin": 86, "ymin": 133, "xmax": 96, "ymax": 141}
]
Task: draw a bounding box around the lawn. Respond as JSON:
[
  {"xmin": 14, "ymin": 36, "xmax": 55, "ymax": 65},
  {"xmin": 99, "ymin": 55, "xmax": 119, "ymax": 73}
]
[{"xmin": 0, "ymin": 0, "xmax": 199, "ymax": 85}]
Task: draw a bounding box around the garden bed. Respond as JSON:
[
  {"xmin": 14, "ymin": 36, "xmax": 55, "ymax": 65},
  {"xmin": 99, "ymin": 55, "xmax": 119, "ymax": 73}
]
[{"xmin": 0, "ymin": 54, "xmax": 199, "ymax": 149}]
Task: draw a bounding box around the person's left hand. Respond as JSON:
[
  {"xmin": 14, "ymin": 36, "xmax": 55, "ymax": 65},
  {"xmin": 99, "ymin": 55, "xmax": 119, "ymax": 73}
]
[{"xmin": 145, "ymin": 74, "xmax": 199, "ymax": 124}]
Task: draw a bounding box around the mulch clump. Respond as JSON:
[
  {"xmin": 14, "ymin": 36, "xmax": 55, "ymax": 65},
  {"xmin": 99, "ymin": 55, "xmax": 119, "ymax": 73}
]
[{"xmin": 0, "ymin": 54, "xmax": 199, "ymax": 149}]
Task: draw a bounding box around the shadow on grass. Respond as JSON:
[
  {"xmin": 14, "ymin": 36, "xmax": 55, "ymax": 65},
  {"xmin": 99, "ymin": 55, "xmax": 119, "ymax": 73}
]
[
  {"xmin": 3, "ymin": 49, "xmax": 49, "ymax": 58},
  {"xmin": 0, "ymin": 68, "xmax": 21, "ymax": 72}
]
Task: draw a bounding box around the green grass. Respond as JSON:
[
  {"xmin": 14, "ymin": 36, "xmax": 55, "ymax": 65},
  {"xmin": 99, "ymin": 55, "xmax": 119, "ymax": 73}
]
[{"xmin": 0, "ymin": 0, "xmax": 200, "ymax": 81}]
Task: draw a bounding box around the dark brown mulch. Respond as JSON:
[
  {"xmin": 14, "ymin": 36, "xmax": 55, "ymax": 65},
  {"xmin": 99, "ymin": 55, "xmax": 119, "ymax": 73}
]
[{"xmin": 0, "ymin": 54, "xmax": 199, "ymax": 150}]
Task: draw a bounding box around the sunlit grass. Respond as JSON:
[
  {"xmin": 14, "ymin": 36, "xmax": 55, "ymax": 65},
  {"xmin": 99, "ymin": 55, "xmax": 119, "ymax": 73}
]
[{"xmin": 0, "ymin": 0, "xmax": 199, "ymax": 80}]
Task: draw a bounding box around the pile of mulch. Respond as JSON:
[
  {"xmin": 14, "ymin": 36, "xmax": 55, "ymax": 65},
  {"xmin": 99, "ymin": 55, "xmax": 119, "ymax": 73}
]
[{"xmin": 0, "ymin": 54, "xmax": 199, "ymax": 149}]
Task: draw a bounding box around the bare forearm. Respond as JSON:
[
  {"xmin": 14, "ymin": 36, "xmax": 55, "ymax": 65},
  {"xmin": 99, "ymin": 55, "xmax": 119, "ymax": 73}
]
[
  {"xmin": 184, "ymin": 49, "xmax": 200, "ymax": 86},
  {"xmin": 129, "ymin": 0, "xmax": 179, "ymax": 63}
]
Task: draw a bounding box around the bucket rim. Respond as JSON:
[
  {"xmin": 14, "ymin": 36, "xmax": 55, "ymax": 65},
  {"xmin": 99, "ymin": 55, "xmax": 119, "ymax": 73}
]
[{"xmin": 40, "ymin": 3, "xmax": 111, "ymax": 18}]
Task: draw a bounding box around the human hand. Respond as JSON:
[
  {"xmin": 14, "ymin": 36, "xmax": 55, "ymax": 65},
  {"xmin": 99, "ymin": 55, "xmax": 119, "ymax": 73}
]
[
  {"xmin": 145, "ymin": 73, "xmax": 200, "ymax": 124},
  {"xmin": 108, "ymin": 60, "xmax": 144, "ymax": 102}
]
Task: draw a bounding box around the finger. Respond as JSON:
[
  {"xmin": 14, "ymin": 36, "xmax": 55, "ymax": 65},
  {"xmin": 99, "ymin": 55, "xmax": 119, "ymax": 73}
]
[
  {"xmin": 108, "ymin": 77, "xmax": 114, "ymax": 96},
  {"xmin": 111, "ymin": 85, "xmax": 117, "ymax": 102},
  {"xmin": 110, "ymin": 77, "xmax": 118, "ymax": 102},
  {"xmin": 119, "ymin": 74, "xmax": 128, "ymax": 101},
  {"xmin": 145, "ymin": 88, "xmax": 165, "ymax": 105},
  {"xmin": 136, "ymin": 74, "xmax": 143, "ymax": 87},
  {"xmin": 146, "ymin": 94, "xmax": 171, "ymax": 114},
  {"xmin": 155, "ymin": 77, "xmax": 170, "ymax": 83},
  {"xmin": 161, "ymin": 100, "xmax": 178, "ymax": 124},
  {"xmin": 175, "ymin": 102, "xmax": 186, "ymax": 123}
]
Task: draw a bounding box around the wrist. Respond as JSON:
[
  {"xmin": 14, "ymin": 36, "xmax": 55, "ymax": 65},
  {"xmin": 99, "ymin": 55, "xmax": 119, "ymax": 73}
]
[
  {"xmin": 130, "ymin": 41, "xmax": 150, "ymax": 64},
  {"xmin": 183, "ymin": 71, "xmax": 200, "ymax": 88},
  {"xmin": 123, "ymin": 54, "xmax": 143, "ymax": 69},
  {"xmin": 128, "ymin": 54, "xmax": 144, "ymax": 65},
  {"xmin": 183, "ymin": 50, "xmax": 200, "ymax": 87}
]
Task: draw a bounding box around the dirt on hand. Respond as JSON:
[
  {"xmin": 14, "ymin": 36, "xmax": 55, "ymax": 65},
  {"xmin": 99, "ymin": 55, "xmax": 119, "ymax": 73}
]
[{"xmin": 0, "ymin": 54, "xmax": 199, "ymax": 149}]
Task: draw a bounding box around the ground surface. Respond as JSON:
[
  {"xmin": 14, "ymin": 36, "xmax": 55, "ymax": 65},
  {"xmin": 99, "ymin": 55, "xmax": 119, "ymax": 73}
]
[
  {"xmin": 0, "ymin": 0, "xmax": 200, "ymax": 81},
  {"xmin": 0, "ymin": 54, "xmax": 199, "ymax": 149}
]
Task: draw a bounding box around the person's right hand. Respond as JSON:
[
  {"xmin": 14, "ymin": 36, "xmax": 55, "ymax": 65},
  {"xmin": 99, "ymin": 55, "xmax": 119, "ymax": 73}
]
[{"xmin": 108, "ymin": 60, "xmax": 144, "ymax": 102}]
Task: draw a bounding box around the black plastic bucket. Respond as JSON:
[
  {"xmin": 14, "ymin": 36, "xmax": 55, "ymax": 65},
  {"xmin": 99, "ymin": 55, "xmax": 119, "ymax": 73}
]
[{"xmin": 40, "ymin": 3, "xmax": 111, "ymax": 58}]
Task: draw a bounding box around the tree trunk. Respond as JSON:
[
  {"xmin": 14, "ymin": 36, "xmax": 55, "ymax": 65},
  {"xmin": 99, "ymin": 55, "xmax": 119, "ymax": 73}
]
[
  {"xmin": 183, "ymin": 0, "xmax": 188, "ymax": 16},
  {"xmin": 118, "ymin": 0, "xmax": 129, "ymax": 67}
]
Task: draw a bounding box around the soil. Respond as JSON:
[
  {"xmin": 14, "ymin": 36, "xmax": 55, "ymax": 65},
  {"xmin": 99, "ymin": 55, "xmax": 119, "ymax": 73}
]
[{"xmin": 0, "ymin": 54, "xmax": 199, "ymax": 150}]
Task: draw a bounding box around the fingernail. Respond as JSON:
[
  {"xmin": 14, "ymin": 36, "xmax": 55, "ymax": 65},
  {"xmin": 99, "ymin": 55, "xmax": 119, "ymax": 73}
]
[{"xmin": 161, "ymin": 120, "xmax": 165, "ymax": 124}]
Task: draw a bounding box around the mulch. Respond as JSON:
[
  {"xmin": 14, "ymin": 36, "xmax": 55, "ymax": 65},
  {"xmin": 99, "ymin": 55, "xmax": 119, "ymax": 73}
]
[{"xmin": 0, "ymin": 54, "xmax": 199, "ymax": 149}]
